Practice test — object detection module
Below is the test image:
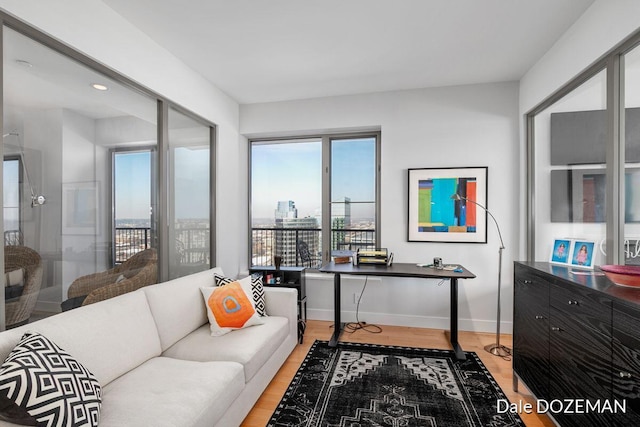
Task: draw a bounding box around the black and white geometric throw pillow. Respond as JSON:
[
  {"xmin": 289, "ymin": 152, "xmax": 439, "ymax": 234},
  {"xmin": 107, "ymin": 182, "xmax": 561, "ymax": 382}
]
[
  {"xmin": 0, "ymin": 332, "xmax": 101, "ymax": 427},
  {"xmin": 214, "ymin": 273, "xmax": 267, "ymax": 316}
]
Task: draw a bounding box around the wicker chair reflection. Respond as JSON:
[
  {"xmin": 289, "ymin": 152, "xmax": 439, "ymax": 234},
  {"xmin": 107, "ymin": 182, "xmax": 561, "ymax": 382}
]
[
  {"xmin": 67, "ymin": 248, "xmax": 157, "ymax": 306},
  {"xmin": 4, "ymin": 245, "xmax": 43, "ymax": 328}
]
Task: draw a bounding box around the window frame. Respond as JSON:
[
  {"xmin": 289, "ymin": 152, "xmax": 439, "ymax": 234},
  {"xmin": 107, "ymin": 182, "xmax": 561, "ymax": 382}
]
[{"xmin": 248, "ymin": 131, "xmax": 381, "ymax": 268}]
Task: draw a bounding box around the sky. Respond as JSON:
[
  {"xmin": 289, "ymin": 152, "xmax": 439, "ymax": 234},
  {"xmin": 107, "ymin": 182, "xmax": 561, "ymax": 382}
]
[
  {"xmin": 115, "ymin": 151, "xmax": 151, "ymax": 220},
  {"xmin": 251, "ymin": 138, "xmax": 376, "ymax": 220},
  {"xmin": 115, "ymin": 148, "xmax": 210, "ymax": 221}
]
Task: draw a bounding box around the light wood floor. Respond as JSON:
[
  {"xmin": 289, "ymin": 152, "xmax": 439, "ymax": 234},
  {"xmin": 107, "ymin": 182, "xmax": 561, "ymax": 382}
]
[{"xmin": 241, "ymin": 320, "xmax": 556, "ymax": 427}]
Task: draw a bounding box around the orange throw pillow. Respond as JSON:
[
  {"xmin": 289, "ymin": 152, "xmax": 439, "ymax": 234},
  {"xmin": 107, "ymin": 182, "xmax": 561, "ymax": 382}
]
[{"xmin": 201, "ymin": 276, "xmax": 264, "ymax": 336}]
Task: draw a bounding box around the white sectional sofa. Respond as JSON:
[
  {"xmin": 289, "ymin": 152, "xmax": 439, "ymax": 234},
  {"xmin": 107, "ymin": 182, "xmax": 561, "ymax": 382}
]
[{"xmin": 0, "ymin": 267, "xmax": 298, "ymax": 427}]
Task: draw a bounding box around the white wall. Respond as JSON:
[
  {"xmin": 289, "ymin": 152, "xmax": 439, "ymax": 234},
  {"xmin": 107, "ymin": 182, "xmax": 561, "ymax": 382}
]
[
  {"xmin": 520, "ymin": 0, "xmax": 640, "ymax": 114},
  {"xmin": 0, "ymin": 0, "xmax": 245, "ymax": 276},
  {"xmin": 241, "ymin": 82, "xmax": 520, "ymax": 332}
]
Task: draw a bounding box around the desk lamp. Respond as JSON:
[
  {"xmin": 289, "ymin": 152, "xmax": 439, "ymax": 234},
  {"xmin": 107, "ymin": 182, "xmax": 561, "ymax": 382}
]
[{"xmin": 451, "ymin": 193, "xmax": 510, "ymax": 358}]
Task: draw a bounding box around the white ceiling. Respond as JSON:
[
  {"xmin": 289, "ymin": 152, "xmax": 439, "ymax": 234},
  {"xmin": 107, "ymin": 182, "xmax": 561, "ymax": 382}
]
[{"xmin": 102, "ymin": 0, "xmax": 595, "ymax": 104}]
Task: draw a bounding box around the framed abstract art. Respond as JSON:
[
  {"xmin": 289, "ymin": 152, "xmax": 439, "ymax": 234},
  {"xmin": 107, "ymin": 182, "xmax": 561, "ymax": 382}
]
[{"xmin": 408, "ymin": 167, "xmax": 488, "ymax": 243}]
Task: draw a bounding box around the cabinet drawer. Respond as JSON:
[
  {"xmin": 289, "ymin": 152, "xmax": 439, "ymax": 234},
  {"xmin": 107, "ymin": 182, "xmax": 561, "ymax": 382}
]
[
  {"xmin": 550, "ymin": 281, "xmax": 612, "ymax": 336},
  {"xmin": 514, "ymin": 264, "xmax": 551, "ymax": 288}
]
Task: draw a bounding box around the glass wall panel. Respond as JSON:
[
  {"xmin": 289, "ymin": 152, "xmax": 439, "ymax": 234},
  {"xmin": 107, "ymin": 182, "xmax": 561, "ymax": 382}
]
[
  {"xmin": 167, "ymin": 107, "xmax": 211, "ymax": 279},
  {"xmin": 533, "ymin": 70, "xmax": 607, "ymax": 266},
  {"xmin": 624, "ymin": 44, "xmax": 640, "ymax": 265},
  {"xmin": 2, "ymin": 27, "xmax": 158, "ymax": 327}
]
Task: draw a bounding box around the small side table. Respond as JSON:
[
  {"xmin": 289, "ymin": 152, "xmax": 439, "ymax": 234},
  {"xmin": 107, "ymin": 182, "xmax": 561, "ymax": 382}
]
[{"xmin": 249, "ymin": 266, "xmax": 306, "ymax": 343}]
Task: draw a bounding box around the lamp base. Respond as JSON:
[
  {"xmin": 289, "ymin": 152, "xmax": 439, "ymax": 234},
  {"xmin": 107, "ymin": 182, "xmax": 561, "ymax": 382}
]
[{"xmin": 484, "ymin": 343, "xmax": 511, "ymax": 358}]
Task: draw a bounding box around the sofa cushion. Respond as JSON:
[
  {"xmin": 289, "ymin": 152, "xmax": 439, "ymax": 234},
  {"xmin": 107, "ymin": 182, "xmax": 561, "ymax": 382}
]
[
  {"xmin": 142, "ymin": 267, "xmax": 223, "ymax": 352},
  {"xmin": 0, "ymin": 291, "xmax": 161, "ymax": 387},
  {"xmin": 201, "ymin": 278, "xmax": 264, "ymax": 337},
  {"xmin": 162, "ymin": 315, "xmax": 289, "ymax": 382},
  {"xmin": 0, "ymin": 332, "xmax": 101, "ymax": 427},
  {"xmin": 98, "ymin": 357, "xmax": 244, "ymax": 427}
]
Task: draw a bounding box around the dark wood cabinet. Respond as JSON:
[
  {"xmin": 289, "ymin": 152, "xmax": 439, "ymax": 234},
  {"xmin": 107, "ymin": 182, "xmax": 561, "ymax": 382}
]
[
  {"xmin": 249, "ymin": 266, "xmax": 306, "ymax": 343},
  {"xmin": 513, "ymin": 265, "xmax": 550, "ymax": 399},
  {"xmin": 514, "ymin": 262, "xmax": 640, "ymax": 427}
]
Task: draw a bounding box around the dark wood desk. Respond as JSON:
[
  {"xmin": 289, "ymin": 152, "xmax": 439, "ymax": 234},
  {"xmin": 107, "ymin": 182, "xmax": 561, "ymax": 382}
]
[{"xmin": 319, "ymin": 262, "xmax": 476, "ymax": 360}]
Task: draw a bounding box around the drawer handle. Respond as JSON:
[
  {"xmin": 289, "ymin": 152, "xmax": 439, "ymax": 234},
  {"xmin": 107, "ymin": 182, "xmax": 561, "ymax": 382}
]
[
  {"xmin": 535, "ymin": 315, "xmax": 544, "ymax": 320},
  {"xmin": 568, "ymin": 300, "xmax": 579, "ymax": 306},
  {"xmin": 551, "ymin": 327, "xmax": 561, "ymax": 332},
  {"xmin": 619, "ymin": 372, "xmax": 632, "ymax": 379},
  {"xmin": 524, "ymin": 280, "xmax": 533, "ymax": 284}
]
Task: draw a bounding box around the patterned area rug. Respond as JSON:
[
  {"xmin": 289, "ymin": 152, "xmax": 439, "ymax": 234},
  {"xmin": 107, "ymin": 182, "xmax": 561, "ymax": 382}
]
[{"xmin": 269, "ymin": 340, "xmax": 523, "ymax": 427}]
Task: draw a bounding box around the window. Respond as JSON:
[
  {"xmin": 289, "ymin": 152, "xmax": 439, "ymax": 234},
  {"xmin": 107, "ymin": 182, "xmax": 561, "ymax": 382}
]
[
  {"xmin": 3, "ymin": 156, "xmax": 20, "ymax": 241},
  {"xmin": 250, "ymin": 133, "xmax": 380, "ymax": 267},
  {"xmin": 330, "ymin": 138, "xmax": 377, "ymax": 255},
  {"xmin": 113, "ymin": 149, "xmax": 154, "ymax": 264}
]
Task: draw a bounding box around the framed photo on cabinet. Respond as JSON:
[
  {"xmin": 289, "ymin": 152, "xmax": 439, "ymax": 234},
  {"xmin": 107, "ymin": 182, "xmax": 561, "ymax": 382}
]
[
  {"xmin": 570, "ymin": 240, "xmax": 595, "ymax": 269},
  {"xmin": 550, "ymin": 238, "xmax": 572, "ymax": 265}
]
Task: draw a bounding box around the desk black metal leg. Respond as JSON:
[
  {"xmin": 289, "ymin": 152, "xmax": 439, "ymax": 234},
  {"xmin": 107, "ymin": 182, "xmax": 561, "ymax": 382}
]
[
  {"xmin": 329, "ymin": 273, "xmax": 343, "ymax": 347},
  {"xmin": 450, "ymin": 278, "xmax": 466, "ymax": 361}
]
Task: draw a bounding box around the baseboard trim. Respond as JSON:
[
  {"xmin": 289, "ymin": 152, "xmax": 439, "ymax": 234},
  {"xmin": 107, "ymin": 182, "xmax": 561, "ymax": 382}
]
[{"xmin": 307, "ymin": 308, "xmax": 513, "ymax": 334}]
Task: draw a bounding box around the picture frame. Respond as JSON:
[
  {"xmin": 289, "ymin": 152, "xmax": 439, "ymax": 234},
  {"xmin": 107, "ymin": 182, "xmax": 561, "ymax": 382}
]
[
  {"xmin": 570, "ymin": 240, "xmax": 596, "ymax": 269},
  {"xmin": 62, "ymin": 181, "xmax": 99, "ymax": 235},
  {"xmin": 550, "ymin": 238, "xmax": 572, "ymax": 265},
  {"xmin": 407, "ymin": 166, "xmax": 488, "ymax": 243}
]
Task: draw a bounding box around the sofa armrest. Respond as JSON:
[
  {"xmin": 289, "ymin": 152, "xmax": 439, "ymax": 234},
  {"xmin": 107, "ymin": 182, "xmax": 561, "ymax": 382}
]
[{"xmin": 264, "ymin": 287, "xmax": 298, "ymax": 338}]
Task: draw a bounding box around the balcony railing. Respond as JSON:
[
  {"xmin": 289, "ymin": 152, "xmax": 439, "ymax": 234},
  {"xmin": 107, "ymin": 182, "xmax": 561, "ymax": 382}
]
[
  {"xmin": 116, "ymin": 226, "xmax": 374, "ymax": 267},
  {"xmin": 115, "ymin": 227, "xmax": 150, "ymax": 263},
  {"xmin": 115, "ymin": 227, "xmax": 210, "ymax": 265},
  {"xmin": 251, "ymin": 227, "xmax": 375, "ymax": 267}
]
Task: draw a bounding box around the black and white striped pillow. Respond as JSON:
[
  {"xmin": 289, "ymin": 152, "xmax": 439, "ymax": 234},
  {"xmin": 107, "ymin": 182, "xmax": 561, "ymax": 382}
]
[
  {"xmin": 214, "ymin": 273, "xmax": 267, "ymax": 316},
  {"xmin": 0, "ymin": 332, "xmax": 101, "ymax": 427}
]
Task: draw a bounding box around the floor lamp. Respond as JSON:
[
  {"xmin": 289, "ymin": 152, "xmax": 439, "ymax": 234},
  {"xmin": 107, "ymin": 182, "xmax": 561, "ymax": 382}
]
[{"xmin": 451, "ymin": 194, "xmax": 511, "ymax": 358}]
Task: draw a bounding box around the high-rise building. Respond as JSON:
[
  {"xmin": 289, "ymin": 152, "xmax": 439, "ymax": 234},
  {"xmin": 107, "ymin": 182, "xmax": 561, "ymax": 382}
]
[
  {"xmin": 275, "ymin": 200, "xmax": 297, "ymax": 219},
  {"xmin": 273, "ymin": 201, "xmax": 320, "ymax": 266},
  {"xmin": 331, "ymin": 197, "xmax": 351, "ymax": 251}
]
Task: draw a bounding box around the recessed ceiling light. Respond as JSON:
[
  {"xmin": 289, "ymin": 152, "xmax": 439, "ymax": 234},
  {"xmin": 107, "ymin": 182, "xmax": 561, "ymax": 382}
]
[
  {"xmin": 15, "ymin": 59, "xmax": 33, "ymax": 68},
  {"xmin": 91, "ymin": 83, "xmax": 108, "ymax": 91}
]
